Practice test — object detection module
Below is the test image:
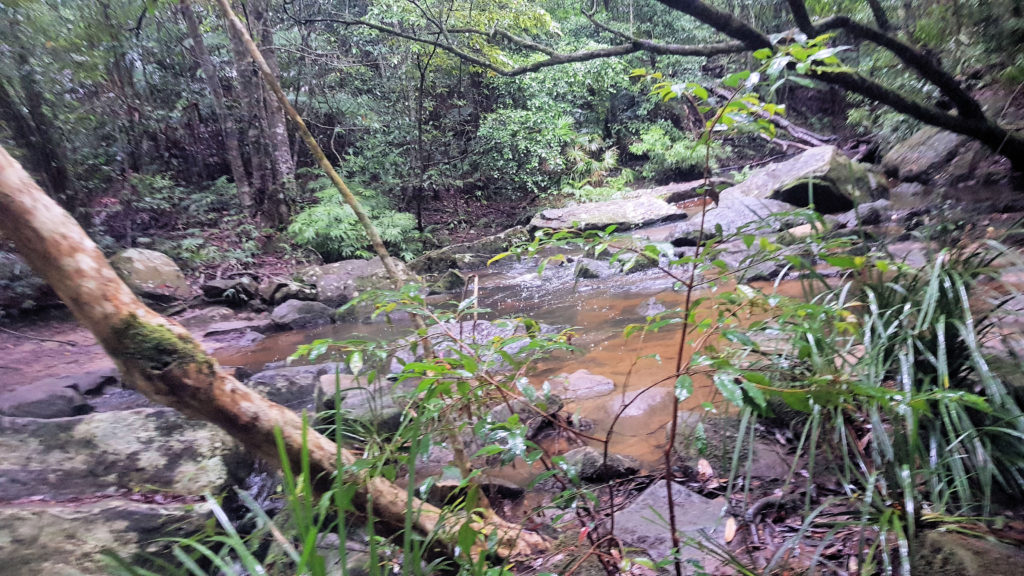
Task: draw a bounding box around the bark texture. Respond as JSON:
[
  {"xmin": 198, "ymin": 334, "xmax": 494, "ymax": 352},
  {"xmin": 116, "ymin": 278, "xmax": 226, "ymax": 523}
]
[
  {"xmin": 181, "ymin": 0, "xmax": 254, "ymax": 214},
  {"xmin": 0, "ymin": 145, "xmax": 547, "ymax": 560}
]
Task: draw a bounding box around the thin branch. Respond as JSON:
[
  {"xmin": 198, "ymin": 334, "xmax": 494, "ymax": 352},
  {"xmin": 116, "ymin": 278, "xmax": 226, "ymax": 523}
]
[
  {"xmin": 287, "ymin": 14, "xmax": 747, "ymax": 77},
  {"xmin": 784, "ymin": 0, "xmax": 984, "ymax": 120}
]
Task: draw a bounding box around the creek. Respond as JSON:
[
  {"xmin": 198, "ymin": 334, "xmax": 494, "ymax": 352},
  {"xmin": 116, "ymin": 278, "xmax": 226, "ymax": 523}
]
[{"xmin": 214, "ymin": 249, "xmax": 808, "ymax": 471}]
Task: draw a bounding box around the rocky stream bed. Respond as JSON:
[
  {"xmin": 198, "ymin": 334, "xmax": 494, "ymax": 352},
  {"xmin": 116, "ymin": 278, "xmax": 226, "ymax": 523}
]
[{"xmin": 4, "ymin": 135, "xmax": 1024, "ymax": 575}]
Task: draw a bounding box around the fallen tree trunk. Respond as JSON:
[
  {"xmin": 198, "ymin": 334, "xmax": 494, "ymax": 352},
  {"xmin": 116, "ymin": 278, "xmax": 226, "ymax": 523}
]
[{"xmin": 0, "ymin": 145, "xmax": 547, "ymax": 561}]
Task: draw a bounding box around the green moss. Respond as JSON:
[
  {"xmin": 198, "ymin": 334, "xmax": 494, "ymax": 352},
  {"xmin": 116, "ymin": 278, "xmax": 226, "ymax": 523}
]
[{"xmin": 114, "ymin": 315, "xmax": 211, "ymax": 373}]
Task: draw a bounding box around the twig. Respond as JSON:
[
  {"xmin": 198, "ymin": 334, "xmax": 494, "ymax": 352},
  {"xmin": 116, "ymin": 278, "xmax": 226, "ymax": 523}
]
[{"xmin": 0, "ymin": 326, "xmax": 78, "ymax": 346}]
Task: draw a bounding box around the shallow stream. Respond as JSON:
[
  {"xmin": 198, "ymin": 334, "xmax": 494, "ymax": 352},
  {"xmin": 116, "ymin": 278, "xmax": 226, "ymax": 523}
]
[{"xmin": 214, "ymin": 253, "xmax": 807, "ymax": 471}]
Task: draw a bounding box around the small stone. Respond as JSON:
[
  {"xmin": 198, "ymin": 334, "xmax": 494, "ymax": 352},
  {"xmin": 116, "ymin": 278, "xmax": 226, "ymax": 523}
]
[{"xmin": 563, "ymin": 446, "xmax": 640, "ymax": 481}]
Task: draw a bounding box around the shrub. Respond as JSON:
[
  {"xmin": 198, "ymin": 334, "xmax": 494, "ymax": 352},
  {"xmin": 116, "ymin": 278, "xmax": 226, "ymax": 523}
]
[{"xmin": 287, "ymin": 177, "xmax": 421, "ymax": 262}]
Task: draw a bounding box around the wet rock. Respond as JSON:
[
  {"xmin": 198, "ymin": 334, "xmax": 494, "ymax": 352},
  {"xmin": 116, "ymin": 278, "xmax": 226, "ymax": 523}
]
[
  {"xmin": 605, "ymin": 386, "xmax": 674, "ymax": 420},
  {"xmin": 316, "ymin": 373, "xmax": 412, "ymax": 434},
  {"xmin": 573, "ymin": 258, "xmax": 611, "ymax": 279},
  {"xmin": 883, "ymin": 126, "xmax": 966, "ymax": 183},
  {"xmin": 563, "ymin": 446, "xmax": 640, "ymax": 481},
  {"xmin": 666, "ymin": 195, "xmax": 800, "ymax": 246},
  {"xmin": 0, "ymin": 376, "xmax": 92, "ymax": 418},
  {"xmin": 887, "ymin": 241, "xmax": 930, "ymax": 268},
  {"xmin": 615, "ymin": 480, "xmax": 727, "ymax": 564},
  {"xmin": 0, "ymin": 408, "xmax": 247, "ymax": 501},
  {"xmin": 258, "ymin": 277, "xmax": 318, "ymax": 306},
  {"xmin": 548, "ymin": 369, "xmax": 616, "ymax": 401},
  {"xmin": 723, "ymin": 146, "xmax": 888, "ymax": 213},
  {"xmin": 109, "ymin": 248, "xmax": 190, "ymax": 303},
  {"xmin": 247, "ymin": 362, "xmax": 347, "ymax": 411},
  {"xmin": 176, "ymin": 306, "xmax": 235, "ymax": 330},
  {"xmin": 0, "ymin": 499, "xmax": 211, "ymax": 576},
  {"xmin": 489, "ymin": 396, "xmax": 564, "ymax": 439},
  {"xmin": 912, "ymin": 530, "xmax": 1024, "ymax": 576},
  {"xmin": 530, "ymin": 195, "xmax": 688, "ymax": 232},
  {"xmin": 429, "ymin": 269, "xmax": 466, "ymax": 294},
  {"xmin": 391, "ymin": 319, "xmax": 561, "ymax": 373},
  {"xmin": 636, "ymin": 296, "xmax": 667, "ymax": 318},
  {"xmin": 892, "ymin": 181, "xmax": 928, "ymax": 200},
  {"xmin": 829, "ymin": 199, "xmax": 891, "ymax": 229},
  {"xmin": 611, "ymin": 251, "xmax": 659, "ymax": 274},
  {"xmin": 0, "ymin": 251, "xmax": 54, "ymax": 314},
  {"xmin": 201, "ymin": 318, "xmax": 274, "ymax": 337},
  {"xmin": 636, "ymin": 178, "xmax": 733, "ymax": 203},
  {"xmin": 270, "ymin": 299, "xmax": 334, "ymax": 330},
  {"xmin": 299, "ymin": 258, "xmax": 389, "ymax": 307},
  {"xmin": 715, "ymin": 239, "xmax": 789, "ymax": 282},
  {"xmin": 201, "ymin": 276, "xmax": 260, "ymax": 305},
  {"xmin": 425, "ymin": 474, "xmax": 525, "ymax": 507},
  {"xmin": 409, "ymin": 226, "xmax": 530, "ymax": 275}
]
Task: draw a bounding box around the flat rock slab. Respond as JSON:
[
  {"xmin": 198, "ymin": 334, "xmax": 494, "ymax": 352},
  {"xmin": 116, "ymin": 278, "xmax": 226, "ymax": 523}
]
[
  {"xmin": 0, "ymin": 376, "xmax": 92, "ymax": 419},
  {"xmin": 615, "ymin": 480, "xmax": 727, "ymax": 565},
  {"xmin": 0, "ymin": 408, "xmax": 245, "ymax": 501},
  {"xmin": 548, "ymin": 369, "xmax": 616, "ymax": 401},
  {"xmin": 0, "ymin": 499, "xmax": 209, "ymax": 576},
  {"xmin": 665, "ymin": 195, "xmax": 799, "ymax": 246},
  {"xmin": 530, "ymin": 195, "xmax": 688, "ymax": 231}
]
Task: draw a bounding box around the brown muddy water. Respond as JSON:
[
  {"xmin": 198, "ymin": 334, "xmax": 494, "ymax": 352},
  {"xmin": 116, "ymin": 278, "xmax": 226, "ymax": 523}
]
[{"xmin": 214, "ymin": 255, "xmax": 809, "ymax": 470}]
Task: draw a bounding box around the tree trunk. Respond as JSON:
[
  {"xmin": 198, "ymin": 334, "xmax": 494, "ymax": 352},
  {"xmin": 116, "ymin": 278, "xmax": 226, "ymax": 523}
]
[
  {"xmin": 225, "ymin": 3, "xmax": 273, "ymax": 217},
  {"xmin": 180, "ymin": 0, "xmax": 254, "ymax": 214},
  {"xmin": 0, "ymin": 144, "xmax": 547, "ymax": 561},
  {"xmin": 250, "ymin": 0, "xmax": 295, "ymax": 227},
  {"xmin": 1, "ymin": 47, "xmax": 71, "ymax": 208}
]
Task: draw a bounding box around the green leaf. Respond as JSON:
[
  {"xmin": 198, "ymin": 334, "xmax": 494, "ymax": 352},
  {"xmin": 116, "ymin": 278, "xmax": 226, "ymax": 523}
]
[
  {"xmin": 722, "ymin": 70, "xmax": 751, "ymax": 88},
  {"xmin": 487, "ymin": 252, "xmax": 513, "ymax": 266},
  {"xmin": 713, "ymin": 371, "xmax": 743, "ymax": 406},
  {"xmin": 675, "ymin": 374, "xmax": 694, "ymax": 402},
  {"xmin": 753, "ymin": 48, "xmax": 773, "ymax": 60}
]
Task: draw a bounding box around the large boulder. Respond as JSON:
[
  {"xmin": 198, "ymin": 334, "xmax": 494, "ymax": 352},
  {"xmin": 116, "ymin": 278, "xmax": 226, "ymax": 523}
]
[
  {"xmin": 722, "ymin": 146, "xmax": 887, "ymax": 213},
  {"xmin": 0, "ymin": 499, "xmax": 211, "ymax": 576},
  {"xmin": 530, "ymin": 194, "xmax": 689, "ymax": 232},
  {"xmin": 270, "ymin": 299, "xmax": 334, "ymax": 330},
  {"xmin": 247, "ymin": 362, "xmax": 346, "ymax": 411},
  {"xmin": 0, "ymin": 408, "xmax": 247, "ymax": 501},
  {"xmin": 614, "ymin": 480, "xmax": 727, "ymax": 565},
  {"xmin": 299, "ymin": 258, "xmax": 389, "ymax": 307},
  {"xmin": 0, "ymin": 251, "xmax": 54, "ymax": 314},
  {"xmin": 409, "ymin": 226, "xmax": 530, "ymax": 275},
  {"xmin": 882, "ymin": 126, "xmax": 966, "ymax": 183},
  {"xmin": 109, "ymin": 248, "xmax": 190, "ymax": 303},
  {"xmin": 883, "ymin": 125, "xmax": 1007, "ymax": 186}
]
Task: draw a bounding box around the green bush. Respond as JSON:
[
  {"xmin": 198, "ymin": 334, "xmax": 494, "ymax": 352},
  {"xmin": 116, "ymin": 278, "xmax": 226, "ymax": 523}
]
[
  {"xmin": 627, "ymin": 121, "xmax": 722, "ymax": 181},
  {"xmin": 287, "ymin": 177, "xmax": 421, "ymax": 262}
]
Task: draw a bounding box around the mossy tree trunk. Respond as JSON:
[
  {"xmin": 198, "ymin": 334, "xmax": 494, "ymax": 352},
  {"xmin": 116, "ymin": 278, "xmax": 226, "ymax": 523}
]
[{"xmin": 0, "ymin": 145, "xmax": 547, "ymax": 561}]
